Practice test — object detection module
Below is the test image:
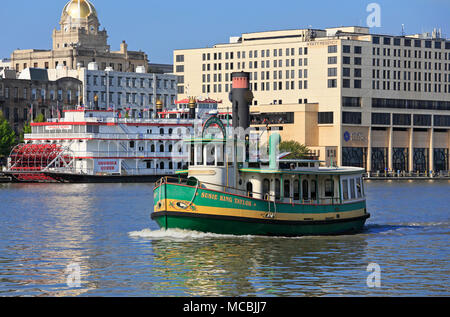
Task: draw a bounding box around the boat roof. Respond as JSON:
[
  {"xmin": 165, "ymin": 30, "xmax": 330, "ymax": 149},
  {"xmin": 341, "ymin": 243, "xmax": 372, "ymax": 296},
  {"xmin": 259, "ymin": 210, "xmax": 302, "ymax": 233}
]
[{"xmin": 240, "ymin": 166, "xmax": 365, "ymax": 176}]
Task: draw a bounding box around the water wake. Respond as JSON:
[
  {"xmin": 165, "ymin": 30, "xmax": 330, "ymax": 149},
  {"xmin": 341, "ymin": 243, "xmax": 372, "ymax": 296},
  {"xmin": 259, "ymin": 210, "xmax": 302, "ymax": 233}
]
[{"xmin": 128, "ymin": 228, "xmax": 247, "ymax": 240}]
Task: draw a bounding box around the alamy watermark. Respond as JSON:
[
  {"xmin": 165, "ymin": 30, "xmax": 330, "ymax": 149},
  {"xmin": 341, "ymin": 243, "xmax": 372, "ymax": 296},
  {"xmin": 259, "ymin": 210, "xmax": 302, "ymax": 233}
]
[
  {"xmin": 366, "ymin": 3, "xmax": 381, "ymax": 28},
  {"xmin": 66, "ymin": 263, "xmax": 81, "ymax": 288},
  {"xmin": 366, "ymin": 263, "xmax": 381, "ymax": 288}
]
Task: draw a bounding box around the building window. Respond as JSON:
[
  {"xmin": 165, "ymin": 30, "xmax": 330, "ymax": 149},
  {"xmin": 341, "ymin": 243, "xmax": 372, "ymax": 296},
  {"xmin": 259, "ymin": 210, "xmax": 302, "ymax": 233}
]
[
  {"xmin": 342, "ymin": 68, "xmax": 351, "ymax": 77},
  {"xmin": 372, "ymin": 113, "xmax": 391, "ymax": 125},
  {"xmin": 342, "ymin": 112, "xmax": 362, "ymax": 124},
  {"xmin": 328, "ymin": 79, "xmax": 337, "ymax": 88},
  {"xmin": 343, "ymin": 79, "xmax": 351, "ymax": 88},
  {"xmin": 434, "ymin": 115, "xmax": 450, "ymax": 127},
  {"xmin": 318, "ymin": 112, "xmax": 334, "ymax": 124},
  {"xmin": 328, "ymin": 68, "xmax": 337, "ymax": 77},
  {"xmin": 328, "ymin": 56, "xmax": 337, "ymax": 64},
  {"xmin": 413, "ymin": 114, "xmax": 432, "ymax": 126},
  {"xmin": 393, "ymin": 113, "xmax": 411, "ymax": 126},
  {"xmin": 342, "ymin": 97, "xmax": 361, "ymax": 107},
  {"xmin": 328, "ymin": 45, "xmax": 338, "ymax": 54}
]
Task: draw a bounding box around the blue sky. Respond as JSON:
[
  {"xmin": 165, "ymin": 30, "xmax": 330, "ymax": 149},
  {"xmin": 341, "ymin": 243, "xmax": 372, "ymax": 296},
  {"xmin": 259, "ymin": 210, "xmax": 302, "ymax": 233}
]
[{"xmin": 1, "ymin": 0, "xmax": 449, "ymax": 64}]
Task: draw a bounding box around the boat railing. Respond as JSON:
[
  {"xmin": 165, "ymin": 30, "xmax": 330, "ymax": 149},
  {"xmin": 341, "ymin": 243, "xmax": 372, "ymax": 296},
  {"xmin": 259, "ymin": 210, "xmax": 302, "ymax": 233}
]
[
  {"xmin": 156, "ymin": 176, "xmax": 345, "ymax": 205},
  {"xmin": 59, "ymin": 151, "xmax": 188, "ymax": 159},
  {"xmin": 25, "ymin": 132, "xmax": 187, "ymax": 140},
  {"xmin": 47, "ymin": 167, "xmax": 177, "ymax": 176}
]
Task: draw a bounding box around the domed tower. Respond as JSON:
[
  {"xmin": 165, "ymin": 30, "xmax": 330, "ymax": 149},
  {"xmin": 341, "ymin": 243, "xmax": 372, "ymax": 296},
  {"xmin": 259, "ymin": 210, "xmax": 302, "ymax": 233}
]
[
  {"xmin": 61, "ymin": 0, "xmax": 99, "ymax": 30},
  {"xmin": 53, "ymin": 0, "xmax": 109, "ymax": 52}
]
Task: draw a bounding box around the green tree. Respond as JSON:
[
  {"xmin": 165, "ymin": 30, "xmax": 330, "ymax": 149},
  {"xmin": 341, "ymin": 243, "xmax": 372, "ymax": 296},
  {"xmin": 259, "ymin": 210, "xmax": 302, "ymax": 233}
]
[
  {"xmin": 0, "ymin": 111, "xmax": 17, "ymax": 158},
  {"xmin": 34, "ymin": 113, "xmax": 45, "ymax": 123},
  {"xmin": 279, "ymin": 140, "xmax": 310, "ymax": 159},
  {"xmin": 20, "ymin": 122, "xmax": 32, "ymax": 143}
]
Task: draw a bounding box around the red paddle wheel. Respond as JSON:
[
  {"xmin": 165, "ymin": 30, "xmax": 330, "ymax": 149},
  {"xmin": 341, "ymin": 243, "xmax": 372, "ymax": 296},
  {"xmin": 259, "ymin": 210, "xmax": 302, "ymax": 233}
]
[{"xmin": 8, "ymin": 143, "xmax": 75, "ymax": 182}]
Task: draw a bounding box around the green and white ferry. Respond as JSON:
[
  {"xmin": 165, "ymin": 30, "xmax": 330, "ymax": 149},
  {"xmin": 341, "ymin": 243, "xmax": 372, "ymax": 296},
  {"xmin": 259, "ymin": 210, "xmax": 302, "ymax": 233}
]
[{"xmin": 152, "ymin": 130, "xmax": 370, "ymax": 237}]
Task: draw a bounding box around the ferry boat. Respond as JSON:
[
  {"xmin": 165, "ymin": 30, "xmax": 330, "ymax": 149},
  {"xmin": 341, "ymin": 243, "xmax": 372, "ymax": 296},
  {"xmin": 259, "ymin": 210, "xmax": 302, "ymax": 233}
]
[
  {"xmin": 5, "ymin": 98, "xmax": 227, "ymax": 183},
  {"xmin": 151, "ymin": 72, "xmax": 370, "ymax": 236}
]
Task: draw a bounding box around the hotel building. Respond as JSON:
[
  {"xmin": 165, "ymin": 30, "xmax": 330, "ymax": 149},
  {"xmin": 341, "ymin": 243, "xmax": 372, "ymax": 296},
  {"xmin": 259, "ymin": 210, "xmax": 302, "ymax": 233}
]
[{"xmin": 174, "ymin": 26, "xmax": 450, "ymax": 173}]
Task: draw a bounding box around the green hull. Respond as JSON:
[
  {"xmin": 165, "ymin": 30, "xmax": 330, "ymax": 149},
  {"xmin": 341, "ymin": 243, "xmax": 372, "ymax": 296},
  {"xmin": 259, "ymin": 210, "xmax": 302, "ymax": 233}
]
[
  {"xmin": 152, "ymin": 182, "xmax": 370, "ymax": 237},
  {"xmin": 152, "ymin": 212, "xmax": 369, "ymax": 236}
]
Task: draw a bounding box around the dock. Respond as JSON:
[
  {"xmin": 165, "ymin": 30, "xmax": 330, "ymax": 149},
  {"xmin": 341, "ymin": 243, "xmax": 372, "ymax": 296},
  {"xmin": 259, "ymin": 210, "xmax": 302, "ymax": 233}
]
[{"xmin": 364, "ymin": 171, "xmax": 450, "ymax": 181}]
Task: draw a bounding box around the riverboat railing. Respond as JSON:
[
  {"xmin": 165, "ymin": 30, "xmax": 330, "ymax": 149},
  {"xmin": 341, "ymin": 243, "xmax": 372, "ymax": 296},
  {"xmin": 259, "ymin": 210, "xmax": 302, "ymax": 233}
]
[
  {"xmin": 155, "ymin": 176, "xmax": 345, "ymax": 206},
  {"xmin": 45, "ymin": 167, "xmax": 177, "ymax": 177}
]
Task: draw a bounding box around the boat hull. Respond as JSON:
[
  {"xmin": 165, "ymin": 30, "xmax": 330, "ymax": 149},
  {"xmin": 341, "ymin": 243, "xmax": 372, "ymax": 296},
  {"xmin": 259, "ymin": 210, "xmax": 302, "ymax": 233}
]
[
  {"xmin": 152, "ymin": 182, "xmax": 370, "ymax": 237},
  {"xmin": 3, "ymin": 171, "xmax": 172, "ymax": 183}
]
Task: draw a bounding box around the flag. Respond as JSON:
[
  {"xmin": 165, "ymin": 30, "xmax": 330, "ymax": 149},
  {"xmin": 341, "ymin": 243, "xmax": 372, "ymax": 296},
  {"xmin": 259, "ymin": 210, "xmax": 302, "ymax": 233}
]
[{"xmin": 29, "ymin": 104, "xmax": 34, "ymax": 123}]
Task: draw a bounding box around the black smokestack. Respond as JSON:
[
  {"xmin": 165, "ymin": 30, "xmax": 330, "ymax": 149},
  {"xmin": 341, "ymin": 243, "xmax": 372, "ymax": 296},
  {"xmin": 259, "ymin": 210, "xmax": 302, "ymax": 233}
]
[
  {"xmin": 189, "ymin": 97, "xmax": 196, "ymax": 119},
  {"xmin": 229, "ymin": 72, "xmax": 253, "ymax": 163},
  {"xmin": 229, "ymin": 72, "xmax": 253, "ymax": 130},
  {"xmin": 94, "ymin": 95, "xmax": 99, "ymax": 110}
]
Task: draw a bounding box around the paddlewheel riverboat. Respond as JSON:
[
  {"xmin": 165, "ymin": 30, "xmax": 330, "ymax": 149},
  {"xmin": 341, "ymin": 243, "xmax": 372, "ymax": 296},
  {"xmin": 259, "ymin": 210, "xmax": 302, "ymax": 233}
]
[
  {"xmin": 5, "ymin": 98, "xmax": 227, "ymax": 183},
  {"xmin": 152, "ymin": 72, "xmax": 370, "ymax": 236}
]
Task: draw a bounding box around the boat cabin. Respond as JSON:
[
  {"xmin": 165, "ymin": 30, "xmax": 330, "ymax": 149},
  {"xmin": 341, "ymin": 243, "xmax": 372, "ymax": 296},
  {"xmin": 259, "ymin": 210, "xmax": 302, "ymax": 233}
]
[{"xmin": 179, "ymin": 131, "xmax": 366, "ymax": 206}]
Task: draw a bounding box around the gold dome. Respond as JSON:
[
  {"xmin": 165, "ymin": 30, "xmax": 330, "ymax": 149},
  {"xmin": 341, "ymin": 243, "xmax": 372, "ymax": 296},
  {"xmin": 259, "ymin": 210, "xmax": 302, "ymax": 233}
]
[{"xmin": 63, "ymin": 0, "xmax": 97, "ymax": 19}]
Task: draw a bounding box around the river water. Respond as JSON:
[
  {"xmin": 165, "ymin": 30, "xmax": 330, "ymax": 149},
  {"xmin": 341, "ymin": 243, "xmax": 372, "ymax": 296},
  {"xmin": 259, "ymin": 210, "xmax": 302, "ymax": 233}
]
[{"xmin": 0, "ymin": 180, "xmax": 448, "ymax": 297}]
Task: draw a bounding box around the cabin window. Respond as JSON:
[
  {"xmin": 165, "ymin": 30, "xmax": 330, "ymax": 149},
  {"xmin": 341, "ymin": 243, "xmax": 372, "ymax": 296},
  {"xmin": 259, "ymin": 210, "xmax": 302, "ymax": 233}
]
[
  {"xmin": 325, "ymin": 179, "xmax": 334, "ymax": 197},
  {"xmin": 284, "ymin": 180, "xmax": 291, "ymax": 199},
  {"xmin": 356, "ymin": 178, "xmax": 363, "ymax": 198},
  {"xmin": 263, "ymin": 179, "xmax": 270, "ymax": 199},
  {"xmin": 247, "ymin": 182, "xmax": 253, "ymax": 198},
  {"xmin": 160, "ymin": 128, "xmax": 164, "ymax": 135},
  {"xmin": 160, "ymin": 144, "xmax": 164, "ymax": 152},
  {"xmin": 311, "ymin": 180, "xmax": 317, "ymax": 201},
  {"xmin": 275, "ymin": 179, "xmax": 281, "ymax": 200},
  {"xmin": 196, "ymin": 145, "xmax": 203, "ymax": 166},
  {"xmin": 160, "ymin": 162, "xmax": 165, "ymax": 170},
  {"xmin": 146, "ymin": 162, "xmax": 152, "ymax": 169},
  {"xmin": 302, "ymin": 180, "xmax": 309, "ymax": 201},
  {"xmin": 190, "ymin": 144, "xmax": 195, "ymax": 165},
  {"xmin": 129, "ymin": 141, "xmax": 135, "ymax": 148},
  {"xmin": 151, "ymin": 144, "xmax": 155, "ymax": 152},
  {"xmin": 293, "ymin": 180, "xmax": 300, "ymax": 201},
  {"xmin": 206, "ymin": 144, "xmax": 215, "ymax": 166},
  {"xmin": 342, "ymin": 179, "xmax": 349, "ymax": 200},
  {"xmin": 217, "ymin": 145, "xmax": 225, "ymax": 167},
  {"xmin": 350, "ymin": 179, "xmax": 356, "ymax": 199}
]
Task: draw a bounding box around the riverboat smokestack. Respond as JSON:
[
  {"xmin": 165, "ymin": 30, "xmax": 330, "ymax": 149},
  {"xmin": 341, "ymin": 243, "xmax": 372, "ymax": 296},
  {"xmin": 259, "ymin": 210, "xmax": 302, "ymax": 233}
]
[
  {"xmin": 188, "ymin": 97, "xmax": 196, "ymax": 119},
  {"xmin": 230, "ymin": 72, "xmax": 253, "ymax": 130},
  {"xmin": 94, "ymin": 95, "xmax": 99, "ymax": 110},
  {"xmin": 156, "ymin": 99, "xmax": 163, "ymax": 118}
]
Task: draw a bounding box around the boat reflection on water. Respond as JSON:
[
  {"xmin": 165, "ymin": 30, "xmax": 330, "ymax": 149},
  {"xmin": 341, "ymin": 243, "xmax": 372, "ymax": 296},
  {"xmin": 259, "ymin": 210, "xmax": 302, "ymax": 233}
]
[{"xmin": 130, "ymin": 228, "xmax": 370, "ymax": 297}]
